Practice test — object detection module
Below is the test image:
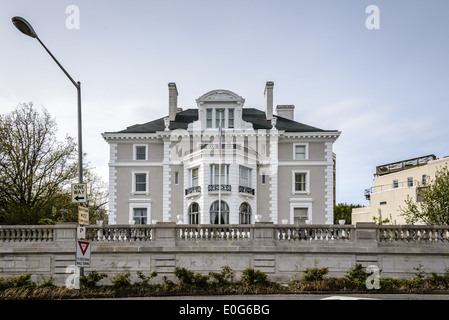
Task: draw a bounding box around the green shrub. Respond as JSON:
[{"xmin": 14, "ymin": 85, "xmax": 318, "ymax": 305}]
[
  {"xmin": 6, "ymin": 274, "xmax": 36, "ymax": 289},
  {"xmin": 174, "ymin": 267, "xmax": 196, "ymax": 285},
  {"xmin": 111, "ymin": 272, "xmax": 131, "ymax": 288},
  {"xmin": 136, "ymin": 271, "xmax": 157, "ymax": 287},
  {"xmin": 80, "ymin": 271, "xmax": 108, "ymax": 289},
  {"xmin": 39, "ymin": 277, "xmax": 56, "ymax": 288},
  {"xmin": 345, "ymin": 264, "xmax": 368, "ymax": 290},
  {"xmin": 302, "ymin": 267, "xmax": 329, "ymax": 282},
  {"xmin": 209, "ymin": 266, "xmax": 235, "ymax": 286},
  {"xmin": 240, "ymin": 268, "xmax": 269, "ymax": 287}
]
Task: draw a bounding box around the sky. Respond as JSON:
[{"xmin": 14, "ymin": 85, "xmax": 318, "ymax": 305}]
[{"xmin": 1, "ymin": 0, "xmax": 449, "ymax": 207}]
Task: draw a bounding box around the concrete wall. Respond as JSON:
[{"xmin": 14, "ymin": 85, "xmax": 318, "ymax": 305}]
[{"xmin": 2, "ymin": 222, "xmax": 449, "ymax": 286}]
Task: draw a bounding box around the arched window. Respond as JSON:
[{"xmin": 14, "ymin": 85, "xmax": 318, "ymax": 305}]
[
  {"xmin": 210, "ymin": 200, "xmax": 229, "ymax": 224},
  {"xmin": 239, "ymin": 202, "xmax": 252, "ymax": 224},
  {"xmin": 188, "ymin": 202, "xmax": 200, "ymax": 224}
]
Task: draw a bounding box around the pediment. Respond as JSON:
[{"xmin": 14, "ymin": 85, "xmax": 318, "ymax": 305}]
[{"xmin": 196, "ymin": 90, "xmax": 245, "ymax": 104}]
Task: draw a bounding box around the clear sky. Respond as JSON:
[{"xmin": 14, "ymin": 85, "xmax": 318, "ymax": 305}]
[{"xmin": 1, "ymin": 0, "xmax": 449, "ymax": 207}]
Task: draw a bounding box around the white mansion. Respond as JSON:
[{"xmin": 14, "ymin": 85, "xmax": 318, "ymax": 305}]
[{"xmin": 102, "ymin": 82, "xmax": 340, "ymax": 225}]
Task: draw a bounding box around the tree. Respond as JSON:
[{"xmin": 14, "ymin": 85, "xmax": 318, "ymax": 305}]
[
  {"xmin": 0, "ymin": 103, "xmax": 108, "ymax": 225},
  {"xmin": 333, "ymin": 203, "xmax": 363, "ymax": 224},
  {"xmin": 400, "ymin": 166, "xmax": 449, "ymax": 225}
]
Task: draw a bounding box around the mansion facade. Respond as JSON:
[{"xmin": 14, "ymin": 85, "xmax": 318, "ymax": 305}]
[{"xmin": 102, "ymin": 82, "xmax": 340, "ymax": 225}]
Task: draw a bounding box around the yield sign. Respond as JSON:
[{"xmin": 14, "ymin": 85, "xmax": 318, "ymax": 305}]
[
  {"xmin": 76, "ymin": 240, "xmax": 91, "ymax": 267},
  {"xmin": 78, "ymin": 241, "xmax": 90, "ymax": 255}
]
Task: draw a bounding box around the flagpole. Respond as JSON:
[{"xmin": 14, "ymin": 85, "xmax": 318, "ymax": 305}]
[{"xmin": 218, "ymin": 110, "xmax": 222, "ymax": 225}]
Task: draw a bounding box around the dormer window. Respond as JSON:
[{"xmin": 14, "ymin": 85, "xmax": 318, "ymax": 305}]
[
  {"xmin": 206, "ymin": 109, "xmax": 213, "ymax": 128},
  {"xmin": 196, "ymin": 89, "xmax": 246, "ymax": 130},
  {"xmin": 228, "ymin": 109, "xmax": 234, "ymax": 128}
]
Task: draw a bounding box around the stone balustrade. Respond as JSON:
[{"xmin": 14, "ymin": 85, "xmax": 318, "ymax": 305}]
[{"xmin": 2, "ymin": 222, "xmax": 449, "ymax": 286}]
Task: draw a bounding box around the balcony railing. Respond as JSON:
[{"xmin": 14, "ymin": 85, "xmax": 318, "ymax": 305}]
[
  {"xmin": 239, "ymin": 185, "xmax": 255, "ymax": 195},
  {"xmin": 208, "ymin": 184, "xmax": 231, "ymax": 192},
  {"xmin": 185, "ymin": 186, "xmax": 201, "ymax": 196}
]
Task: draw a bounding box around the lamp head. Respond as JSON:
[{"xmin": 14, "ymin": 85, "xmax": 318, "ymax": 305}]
[{"xmin": 12, "ymin": 16, "xmax": 38, "ymax": 38}]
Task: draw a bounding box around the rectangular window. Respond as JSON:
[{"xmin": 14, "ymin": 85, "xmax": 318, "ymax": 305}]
[
  {"xmin": 135, "ymin": 173, "xmax": 147, "ymax": 192},
  {"xmin": 210, "ymin": 164, "xmax": 229, "ymax": 185},
  {"xmin": 133, "ymin": 208, "xmax": 147, "ymax": 225},
  {"xmin": 239, "ymin": 166, "xmax": 251, "ymax": 188},
  {"xmin": 294, "ymin": 208, "xmax": 308, "ymax": 225},
  {"xmin": 228, "ymin": 109, "xmax": 234, "ymax": 128},
  {"xmin": 215, "ymin": 109, "xmax": 224, "ymax": 128},
  {"xmin": 294, "ymin": 145, "xmax": 306, "ymax": 160},
  {"xmin": 294, "ymin": 172, "xmax": 307, "ymax": 192},
  {"xmin": 261, "ymin": 173, "xmax": 266, "ymax": 185},
  {"xmin": 393, "ymin": 179, "xmax": 399, "ymax": 188},
  {"xmin": 134, "ymin": 145, "xmax": 147, "ymax": 160},
  {"xmin": 191, "ymin": 168, "xmax": 199, "ymax": 187},
  {"xmin": 174, "ymin": 171, "xmax": 179, "ymax": 185},
  {"xmin": 206, "ymin": 109, "xmax": 212, "ymax": 128},
  {"xmin": 422, "ymin": 175, "xmax": 427, "ymax": 185},
  {"xmin": 407, "ymin": 177, "xmax": 413, "ymax": 187}
]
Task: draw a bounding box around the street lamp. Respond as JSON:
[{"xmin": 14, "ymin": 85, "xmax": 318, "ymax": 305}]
[{"xmin": 12, "ymin": 16, "xmax": 84, "ymax": 185}]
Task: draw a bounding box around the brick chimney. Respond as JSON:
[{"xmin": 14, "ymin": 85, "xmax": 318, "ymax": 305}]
[
  {"xmin": 264, "ymin": 81, "xmax": 274, "ymax": 120},
  {"xmin": 276, "ymin": 105, "xmax": 295, "ymax": 121},
  {"xmin": 168, "ymin": 82, "xmax": 178, "ymax": 121}
]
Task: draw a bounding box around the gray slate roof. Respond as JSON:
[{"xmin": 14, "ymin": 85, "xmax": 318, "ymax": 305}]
[{"xmin": 116, "ymin": 108, "xmax": 335, "ymax": 134}]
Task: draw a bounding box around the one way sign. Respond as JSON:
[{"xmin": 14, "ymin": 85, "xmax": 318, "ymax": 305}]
[
  {"xmin": 72, "ymin": 183, "xmax": 87, "ymax": 203},
  {"xmin": 76, "ymin": 240, "xmax": 91, "ymax": 267}
]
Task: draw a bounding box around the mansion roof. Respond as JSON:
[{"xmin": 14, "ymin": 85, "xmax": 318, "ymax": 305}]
[{"xmin": 116, "ymin": 108, "xmax": 335, "ymax": 134}]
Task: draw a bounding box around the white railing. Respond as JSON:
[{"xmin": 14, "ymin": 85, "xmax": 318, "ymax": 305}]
[
  {"xmin": 177, "ymin": 225, "xmax": 253, "ymax": 241},
  {"xmin": 0, "ymin": 225, "xmax": 55, "ymax": 242},
  {"xmin": 3, "ymin": 223, "xmax": 449, "ymax": 244},
  {"xmin": 379, "ymin": 225, "xmax": 449, "ymax": 243},
  {"xmin": 86, "ymin": 225, "xmax": 153, "ymax": 241},
  {"xmin": 276, "ymin": 225, "xmax": 353, "ymax": 242}
]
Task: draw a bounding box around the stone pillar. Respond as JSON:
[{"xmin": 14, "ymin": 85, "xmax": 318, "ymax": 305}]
[{"xmin": 355, "ymin": 222, "xmax": 379, "ymax": 246}]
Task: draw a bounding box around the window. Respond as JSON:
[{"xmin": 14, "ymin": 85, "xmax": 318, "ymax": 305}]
[
  {"xmin": 215, "ymin": 109, "xmax": 224, "ymax": 128},
  {"xmin": 228, "ymin": 109, "xmax": 234, "ymax": 128},
  {"xmin": 133, "ymin": 172, "xmax": 148, "ymax": 193},
  {"xmin": 422, "ymin": 175, "xmax": 427, "ymax": 185},
  {"xmin": 210, "ymin": 201, "xmax": 229, "ymax": 224},
  {"xmin": 210, "ymin": 164, "xmax": 229, "ymax": 185},
  {"xmin": 393, "ymin": 180, "xmax": 399, "ymax": 188},
  {"xmin": 294, "ymin": 144, "xmax": 307, "ymax": 160},
  {"xmin": 191, "ymin": 168, "xmax": 199, "ymax": 187},
  {"xmin": 239, "ymin": 203, "xmax": 251, "ymax": 224},
  {"xmin": 294, "ymin": 172, "xmax": 307, "ymax": 192},
  {"xmin": 407, "ymin": 177, "xmax": 413, "ymax": 187},
  {"xmin": 206, "ymin": 109, "xmax": 212, "ymax": 128},
  {"xmin": 133, "ymin": 208, "xmax": 147, "ymax": 225},
  {"xmin": 261, "ymin": 173, "xmax": 266, "ymax": 185},
  {"xmin": 188, "ymin": 202, "xmax": 199, "ymax": 224},
  {"xmin": 134, "ymin": 145, "xmax": 147, "ymax": 160},
  {"xmin": 294, "ymin": 208, "xmax": 308, "ymax": 225},
  {"xmin": 239, "ymin": 166, "xmax": 251, "ymax": 188},
  {"xmin": 174, "ymin": 171, "xmax": 179, "ymax": 185}
]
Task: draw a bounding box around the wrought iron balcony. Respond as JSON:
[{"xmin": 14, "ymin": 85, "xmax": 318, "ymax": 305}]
[
  {"xmin": 208, "ymin": 184, "xmax": 231, "ymax": 192},
  {"xmin": 185, "ymin": 186, "xmax": 201, "ymax": 196},
  {"xmin": 239, "ymin": 186, "xmax": 255, "ymax": 195}
]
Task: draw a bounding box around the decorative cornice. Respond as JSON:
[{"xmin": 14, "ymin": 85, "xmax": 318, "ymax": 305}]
[{"xmin": 196, "ymin": 89, "xmax": 245, "ymax": 104}]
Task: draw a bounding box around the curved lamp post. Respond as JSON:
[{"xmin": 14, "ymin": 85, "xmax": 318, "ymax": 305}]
[{"xmin": 12, "ymin": 16, "xmax": 84, "ymax": 185}]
